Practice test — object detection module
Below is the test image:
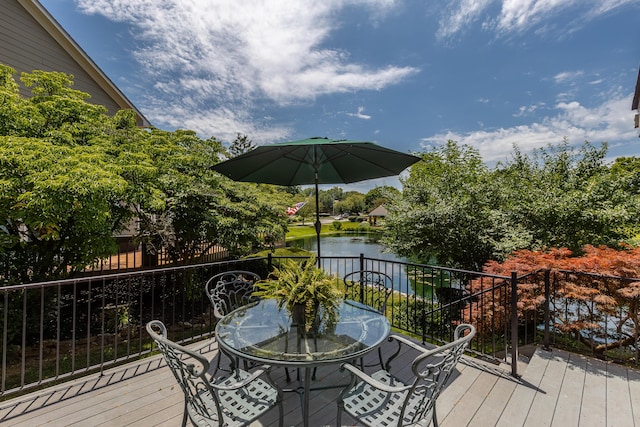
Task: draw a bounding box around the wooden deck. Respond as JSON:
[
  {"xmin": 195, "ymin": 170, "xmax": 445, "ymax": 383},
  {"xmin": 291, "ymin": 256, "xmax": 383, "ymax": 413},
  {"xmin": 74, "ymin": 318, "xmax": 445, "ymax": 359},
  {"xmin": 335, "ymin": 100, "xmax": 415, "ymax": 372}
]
[{"xmin": 1, "ymin": 338, "xmax": 638, "ymax": 426}]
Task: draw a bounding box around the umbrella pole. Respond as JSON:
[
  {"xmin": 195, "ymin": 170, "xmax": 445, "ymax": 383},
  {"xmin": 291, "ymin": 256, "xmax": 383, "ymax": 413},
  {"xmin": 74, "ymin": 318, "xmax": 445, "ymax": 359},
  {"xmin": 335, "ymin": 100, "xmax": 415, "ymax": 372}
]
[{"xmin": 314, "ymin": 174, "xmax": 321, "ymax": 266}]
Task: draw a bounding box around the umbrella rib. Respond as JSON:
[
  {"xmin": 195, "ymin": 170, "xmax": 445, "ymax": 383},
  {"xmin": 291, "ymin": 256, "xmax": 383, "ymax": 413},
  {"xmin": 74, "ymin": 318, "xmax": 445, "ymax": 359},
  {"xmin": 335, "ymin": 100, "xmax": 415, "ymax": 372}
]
[{"xmin": 323, "ymin": 144, "xmax": 412, "ymax": 183}]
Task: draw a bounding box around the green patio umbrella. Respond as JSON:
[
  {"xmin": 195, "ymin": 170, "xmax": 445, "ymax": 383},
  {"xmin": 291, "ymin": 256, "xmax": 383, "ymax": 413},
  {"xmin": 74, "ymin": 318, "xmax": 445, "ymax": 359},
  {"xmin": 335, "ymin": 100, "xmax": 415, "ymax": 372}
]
[{"xmin": 211, "ymin": 137, "xmax": 421, "ymax": 261}]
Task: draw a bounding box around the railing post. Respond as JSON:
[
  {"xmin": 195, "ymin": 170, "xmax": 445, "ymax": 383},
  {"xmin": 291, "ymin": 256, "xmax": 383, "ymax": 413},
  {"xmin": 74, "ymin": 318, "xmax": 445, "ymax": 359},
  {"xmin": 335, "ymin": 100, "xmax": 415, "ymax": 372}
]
[
  {"xmin": 510, "ymin": 271, "xmax": 519, "ymax": 377},
  {"xmin": 358, "ymin": 254, "xmax": 366, "ymax": 305},
  {"xmin": 267, "ymin": 253, "xmax": 273, "ymax": 272},
  {"xmin": 543, "ymin": 269, "xmax": 551, "ymax": 350}
]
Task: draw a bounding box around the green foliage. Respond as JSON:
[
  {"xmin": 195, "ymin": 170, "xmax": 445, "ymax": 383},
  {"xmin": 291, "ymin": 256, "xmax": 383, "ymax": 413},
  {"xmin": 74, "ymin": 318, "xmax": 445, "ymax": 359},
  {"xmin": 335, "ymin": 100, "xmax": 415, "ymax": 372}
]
[
  {"xmin": 339, "ymin": 191, "xmax": 366, "ymax": 214},
  {"xmin": 390, "ymin": 297, "xmax": 440, "ymax": 337},
  {"xmin": 227, "ymin": 133, "xmax": 256, "ymax": 157},
  {"xmin": 496, "ymin": 141, "xmax": 635, "ymax": 254},
  {"xmin": 0, "ymin": 65, "xmax": 290, "ymax": 283},
  {"xmin": 332, "ymin": 221, "xmax": 342, "ymax": 230},
  {"xmin": 0, "ymin": 68, "xmax": 144, "ymax": 281},
  {"xmin": 253, "ymin": 255, "xmax": 343, "ymax": 327},
  {"xmin": 384, "ymin": 141, "xmax": 498, "ymax": 270},
  {"xmin": 357, "ymin": 221, "xmax": 371, "ymax": 231},
  {"xmin": 384, "ymin": 140, "xmax": 640, "ymax": 270},
  {"xmin": 364, "ymin": 185, "xmax": 400, "ymax": 212}
]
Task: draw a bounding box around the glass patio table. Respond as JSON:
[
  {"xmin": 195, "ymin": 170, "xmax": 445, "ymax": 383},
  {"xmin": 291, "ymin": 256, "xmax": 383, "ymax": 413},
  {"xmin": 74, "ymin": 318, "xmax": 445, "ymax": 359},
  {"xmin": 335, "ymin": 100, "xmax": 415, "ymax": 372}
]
[{"xmin": 215, "ymin": 298, "xmax": 390, "ymax": 427}]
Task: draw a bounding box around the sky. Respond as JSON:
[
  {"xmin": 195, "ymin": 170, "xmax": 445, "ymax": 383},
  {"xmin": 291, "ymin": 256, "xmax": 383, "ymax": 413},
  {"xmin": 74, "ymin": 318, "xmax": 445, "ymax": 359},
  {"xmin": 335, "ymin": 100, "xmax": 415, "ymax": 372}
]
[{"xmin": 40, "ymin": 0, "xmax": 640, "ymax": 192}]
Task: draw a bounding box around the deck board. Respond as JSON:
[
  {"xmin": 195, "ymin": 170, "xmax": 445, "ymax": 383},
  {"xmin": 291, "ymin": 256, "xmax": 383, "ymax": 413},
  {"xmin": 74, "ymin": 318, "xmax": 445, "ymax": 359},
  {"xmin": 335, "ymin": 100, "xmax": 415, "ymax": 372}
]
[
  {"xmin": 494, "ymin": 347, "xmax": 552, "ymax": 427},
  {"xmin": 550, "ymin": 352, "xmax": 587, "ymax": 427},
  {"xmin": 524, "ymin": 349, "xmax": 570, "ymax": 427},
  {"xmin": 606, "ymin": 361, "xmax": 635, "ymax": 427},
  {"xmin": 629, "ymin": 367, "xmax": 640, "ymax": 425},
  {"xmin": 1, "ymin": 338, "xmax": 638, "ymax": 427},
  {"xmin": 579, "ymin": 357, "xmax": 608, "ymax": 427}
]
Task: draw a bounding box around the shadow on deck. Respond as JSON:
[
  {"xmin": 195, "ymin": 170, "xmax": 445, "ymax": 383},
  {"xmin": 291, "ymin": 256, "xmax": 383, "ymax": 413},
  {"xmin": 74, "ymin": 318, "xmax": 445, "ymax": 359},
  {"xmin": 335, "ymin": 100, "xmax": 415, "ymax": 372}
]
[{"xmin": 1, "ymin": 337, "xmax": 638, "ymax": 426}]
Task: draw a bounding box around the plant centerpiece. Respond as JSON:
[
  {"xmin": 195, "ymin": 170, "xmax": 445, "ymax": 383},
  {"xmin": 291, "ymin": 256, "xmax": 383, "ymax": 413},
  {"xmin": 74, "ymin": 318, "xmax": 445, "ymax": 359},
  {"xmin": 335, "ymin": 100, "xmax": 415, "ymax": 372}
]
[{"xmin": 253, "ymin": 255, "xmax": 343, "ymax": 332}]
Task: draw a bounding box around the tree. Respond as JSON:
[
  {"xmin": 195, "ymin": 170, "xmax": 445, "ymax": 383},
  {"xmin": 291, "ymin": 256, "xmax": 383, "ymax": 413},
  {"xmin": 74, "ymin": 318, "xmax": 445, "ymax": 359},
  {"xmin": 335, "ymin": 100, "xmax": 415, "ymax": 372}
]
[
  {"xmin": 364, "ymin": 186, "xmax": 400, "ymax": 212},
  {"xmin": 496, "ymin": 140, "xmax": 633, "ymax": 254},
  {"xmin": 469, "ymin": 245, "xmax": 640, "ymax": 358},
  {"xmin": 0, "ymin": 65, "xmax": 290, "ymax": 282},
  {"xmin": 0, "ymin": 65, "xmax": 152, "ymax": 282},
  {"xmin": 132, "ymin": 129, "xmax": 289, "ymax": 262},
  {"xmin": 384, "ymin": 139, "xmax": 639, "ymax": 270},
  {"xmin": 228, "ymin": 133, "xmax": 256, "ymax": 157},
  {"xmin": 339, "ymin": 191, "xmax": 366, "ymax": 215},
  {"xmin": 383, "ymin": 141, "xmax": 501, "ymax": 270}
]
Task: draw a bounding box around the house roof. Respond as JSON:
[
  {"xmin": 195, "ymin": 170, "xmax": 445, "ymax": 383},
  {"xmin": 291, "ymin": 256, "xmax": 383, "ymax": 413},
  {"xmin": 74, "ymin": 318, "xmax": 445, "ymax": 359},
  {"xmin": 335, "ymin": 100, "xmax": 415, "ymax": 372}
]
[
  {"xmin": 1, "ymin": 0, "xmax": 150, "ymax": 127},
  {"xmin": 368, "ymin": 205, "xmax": 388, "ymax": 217}
]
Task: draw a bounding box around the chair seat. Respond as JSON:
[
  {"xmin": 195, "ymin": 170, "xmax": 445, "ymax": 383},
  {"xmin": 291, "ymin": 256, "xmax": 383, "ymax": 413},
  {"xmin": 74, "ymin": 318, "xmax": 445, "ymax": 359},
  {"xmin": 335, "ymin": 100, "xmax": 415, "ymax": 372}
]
[
  {"xmin": 189, "ymin": 369, "xmax": 280, "ymax": 427},
  {"xmin": 341, "ymin": 370, "xmax": 434, "ymax": 427}
]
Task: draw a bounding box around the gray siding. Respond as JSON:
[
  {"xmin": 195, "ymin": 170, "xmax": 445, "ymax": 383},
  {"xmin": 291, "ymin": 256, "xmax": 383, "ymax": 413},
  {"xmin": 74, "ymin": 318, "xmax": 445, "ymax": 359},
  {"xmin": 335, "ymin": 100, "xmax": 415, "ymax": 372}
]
[{"xmin": 0, "ymin": 0, "xmax": 147, "ymax": 125}]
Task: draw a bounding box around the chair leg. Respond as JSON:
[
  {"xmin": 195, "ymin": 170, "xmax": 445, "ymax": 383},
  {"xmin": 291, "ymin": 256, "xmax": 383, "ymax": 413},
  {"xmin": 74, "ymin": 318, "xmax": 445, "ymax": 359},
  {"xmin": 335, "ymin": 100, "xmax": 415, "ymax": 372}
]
[
  {"xmin": 181, "ymin": 398, "xmax": 189, "ymax": 427},
  {"xmin": 211, "ymin": 351, "xmax": 223, "ymax": 377},
  {"xmin": 433, "ymin": 405, "xmax": 439, "ymax": 427},
  {"xmin": 377, "ymin": 347, "xmax": 385, "ymax": 370}
]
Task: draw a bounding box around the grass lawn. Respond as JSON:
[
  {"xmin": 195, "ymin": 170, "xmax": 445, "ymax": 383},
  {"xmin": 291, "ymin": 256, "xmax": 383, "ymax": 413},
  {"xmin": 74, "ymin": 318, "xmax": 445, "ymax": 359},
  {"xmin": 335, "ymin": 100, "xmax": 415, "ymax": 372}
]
[{"xmin": 286, "ymin": 220, "xmax": 379, "ymax": 240}]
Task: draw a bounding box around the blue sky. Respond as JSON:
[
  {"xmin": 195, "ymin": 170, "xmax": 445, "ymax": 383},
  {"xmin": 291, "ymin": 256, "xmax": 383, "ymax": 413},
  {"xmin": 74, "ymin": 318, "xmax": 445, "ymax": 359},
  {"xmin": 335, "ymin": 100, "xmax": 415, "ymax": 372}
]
[{"xmin": 40, "ymin": 0, "xmax": 640, "ymax": 191}]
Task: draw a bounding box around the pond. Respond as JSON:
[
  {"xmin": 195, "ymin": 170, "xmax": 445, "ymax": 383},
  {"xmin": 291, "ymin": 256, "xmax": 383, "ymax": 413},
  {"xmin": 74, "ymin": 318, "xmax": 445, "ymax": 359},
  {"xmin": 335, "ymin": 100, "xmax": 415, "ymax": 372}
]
[
  {"xmin": 287, "ymin": 233, "xmax": 417, "ymax": 294},
  {"xmin": 286, "ymin": 233, "xmax": 406, "ymax": 262}
]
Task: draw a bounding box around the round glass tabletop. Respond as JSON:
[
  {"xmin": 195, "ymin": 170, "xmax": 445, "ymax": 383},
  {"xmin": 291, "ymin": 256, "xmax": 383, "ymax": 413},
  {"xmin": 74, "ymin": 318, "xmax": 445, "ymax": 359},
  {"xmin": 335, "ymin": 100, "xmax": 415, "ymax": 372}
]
[{"xmin": 215, "ymin": 299, "xmax": 390, "ymax": 366}]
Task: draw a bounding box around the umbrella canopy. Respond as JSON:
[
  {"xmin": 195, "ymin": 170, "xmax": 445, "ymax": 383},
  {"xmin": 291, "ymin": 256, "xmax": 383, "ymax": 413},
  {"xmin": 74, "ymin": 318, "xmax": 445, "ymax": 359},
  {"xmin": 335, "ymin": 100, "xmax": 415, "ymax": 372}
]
[{"xmin": 211, "ymin": 137, "xmax": 421, "ymax": 261}]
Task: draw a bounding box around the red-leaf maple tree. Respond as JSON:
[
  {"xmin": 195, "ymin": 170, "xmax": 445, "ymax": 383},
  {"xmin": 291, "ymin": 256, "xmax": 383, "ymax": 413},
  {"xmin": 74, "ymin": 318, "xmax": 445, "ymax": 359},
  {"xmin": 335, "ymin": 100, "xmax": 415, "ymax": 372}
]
[{"xmin": 468, "ymin": 245, "xmax": 640, "ymax": 356}]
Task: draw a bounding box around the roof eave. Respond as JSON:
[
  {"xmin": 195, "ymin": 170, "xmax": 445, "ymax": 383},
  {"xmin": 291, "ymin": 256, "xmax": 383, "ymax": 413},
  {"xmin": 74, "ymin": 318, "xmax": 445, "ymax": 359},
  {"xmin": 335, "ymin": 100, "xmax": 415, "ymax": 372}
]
[{"xmin": 19, "ymin": 0, "xmax": 151, "ymax": 127}]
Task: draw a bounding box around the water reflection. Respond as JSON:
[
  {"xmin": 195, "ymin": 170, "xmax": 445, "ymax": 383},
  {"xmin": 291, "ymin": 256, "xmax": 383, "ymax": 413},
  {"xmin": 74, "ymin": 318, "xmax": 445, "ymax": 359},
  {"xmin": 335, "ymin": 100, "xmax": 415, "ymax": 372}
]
[{"xmin": 286, "ymin": 234, "xmax": 413, "ymax": 294}]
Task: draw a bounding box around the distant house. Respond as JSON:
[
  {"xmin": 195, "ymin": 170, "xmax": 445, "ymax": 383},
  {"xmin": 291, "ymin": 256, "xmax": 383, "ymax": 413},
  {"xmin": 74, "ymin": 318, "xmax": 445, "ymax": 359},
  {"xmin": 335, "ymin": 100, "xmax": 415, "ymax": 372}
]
[
  {"xmin": 633, "ymin": 66, "xmax": 640, "ymax": 136},
  {"xmin": 0, "ymin": 0, "xmax": 150, "ymax": 127},
  {"xmin": 368, "ymin": 205, "xmax": 388, "ymax": 226}
]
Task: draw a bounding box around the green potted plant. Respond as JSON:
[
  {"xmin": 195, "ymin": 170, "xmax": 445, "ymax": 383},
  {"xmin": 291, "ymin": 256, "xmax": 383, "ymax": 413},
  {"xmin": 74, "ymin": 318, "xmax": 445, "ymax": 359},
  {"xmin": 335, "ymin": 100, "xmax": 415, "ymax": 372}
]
[{"xmin": 253, "ymin": 255, "xmax": 343, "ymax": 332}]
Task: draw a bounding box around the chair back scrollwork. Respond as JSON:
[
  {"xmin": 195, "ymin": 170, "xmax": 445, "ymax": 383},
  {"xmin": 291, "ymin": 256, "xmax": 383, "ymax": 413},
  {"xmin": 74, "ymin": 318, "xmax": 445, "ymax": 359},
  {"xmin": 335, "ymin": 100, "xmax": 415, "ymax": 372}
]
[
  {"xmin": 205, "ymin": 271, "xmax": 261, "ymax": 320},
  {"xmin": 343, "ymin": 270, "xmax": 393, "ymax": 313}
]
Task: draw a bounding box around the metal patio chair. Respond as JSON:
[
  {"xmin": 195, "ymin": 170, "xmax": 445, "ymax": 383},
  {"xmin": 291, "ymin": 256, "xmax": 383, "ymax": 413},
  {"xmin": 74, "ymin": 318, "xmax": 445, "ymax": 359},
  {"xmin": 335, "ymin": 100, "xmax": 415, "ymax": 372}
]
[
  {"xmin": 205, "ymin": 270, "xmax": 261, "ymax": 374},
  {"xmin": 343, "ymin": 270, "xmax": 393, "ymax": 370},
  {"xmin": 205, "ymin": 270, "xmax": 261, "ymax": 321},
  {"xmin": 146, "ymin": 320, "xmax": 283, "ymax": 427},
  {"xmin": 337, "ymin": 323, "xmax": 476, "ymax": 427},
  {"xmin": 343, "ymin": 270, "xmax": 393, "ymax": 313}
]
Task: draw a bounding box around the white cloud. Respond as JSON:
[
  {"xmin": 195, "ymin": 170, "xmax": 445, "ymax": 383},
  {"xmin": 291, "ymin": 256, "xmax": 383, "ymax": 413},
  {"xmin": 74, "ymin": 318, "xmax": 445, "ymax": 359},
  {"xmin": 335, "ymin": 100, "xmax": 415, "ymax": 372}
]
[
  {"xmin": 436, "ymin": 0, "xmax": 493, "ymax": 40},
  {"xmin": 553, "ymin": 70, "xmax": 584, "ymax": 84},
  {"xmin": 512, "ymin": 102, "xmax": 545, "ymax": 117},
  {"xmin": 437, "ymin": 0, "xmax": 636, "ymax": 40},
  {"xmin": 494, "ymin": 0, "xmax": 576, "ymax": 34},
  {"xmin": 346, "ymin": 106, "xmax": 372, "ymax": 120},
  {"xmin": 75, "ymin": 0, "xmax": 416, "ymax": 141},
  {"xmin": 420, "ymin": 92, "xmax": 637, "ymax": 164}
]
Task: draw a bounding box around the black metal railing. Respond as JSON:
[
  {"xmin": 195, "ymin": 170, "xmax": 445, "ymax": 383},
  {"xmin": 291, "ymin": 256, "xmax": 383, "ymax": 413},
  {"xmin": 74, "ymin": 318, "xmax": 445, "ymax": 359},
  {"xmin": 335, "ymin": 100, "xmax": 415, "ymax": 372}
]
[{"xmin": 1, "ymin": 254, "xmax": 638, "ymax": 399}]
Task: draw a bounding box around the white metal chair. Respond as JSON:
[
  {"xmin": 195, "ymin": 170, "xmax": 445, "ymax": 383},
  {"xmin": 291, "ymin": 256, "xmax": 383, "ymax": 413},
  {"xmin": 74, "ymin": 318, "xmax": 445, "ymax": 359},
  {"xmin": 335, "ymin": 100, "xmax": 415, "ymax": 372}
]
[
  {"xmin": 343, "ymin": 270, "xmax": 393, "ymax": 314},
  {"xmin": 205, "ymin": 270, "xmax": 261, "ymax": 374},
  {"xmin": 337, "ymin": 323, "xmax": 476, "ymax": 427},
  {"xmin": 205, "ymin": 270, "xmax": 261, "ymax": 321},
  {"xmin": 146, "ymin": 320, "xmax": 283, "ymax": 427}
]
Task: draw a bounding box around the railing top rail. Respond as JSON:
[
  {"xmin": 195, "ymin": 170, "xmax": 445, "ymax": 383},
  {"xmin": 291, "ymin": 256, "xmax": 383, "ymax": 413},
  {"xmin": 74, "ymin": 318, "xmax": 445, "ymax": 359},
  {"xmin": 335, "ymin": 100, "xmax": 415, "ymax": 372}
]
[
  {"xmin": 515, "ymin": 267, "xmax": 640, "ymax": 283},
  {"xmin": 10, "ymin": 254, "xmax": 638, "ymax": 292},
  {"xmin": 1, "ymin": 256, "xmax": 271, "ymax": 291}
]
